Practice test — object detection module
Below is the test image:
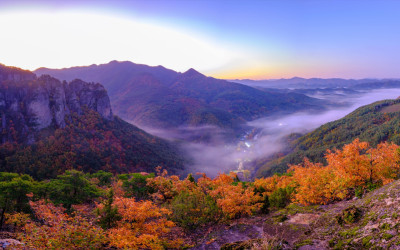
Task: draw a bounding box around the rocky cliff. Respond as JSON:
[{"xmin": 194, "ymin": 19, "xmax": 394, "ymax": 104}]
[{"xmin": 0, "ymin": 64, "xmax": 113, "ymax": 144}]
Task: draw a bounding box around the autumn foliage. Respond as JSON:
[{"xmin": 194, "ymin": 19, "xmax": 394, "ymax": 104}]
[
  {"xmin": 2, "ymin": 138, "xmax": 400, "ymax": 248},
  {"xmin": 207, "ymin": 173, "xmax": 261, "ymax": 219},
  {"xmin": 255, "ymin": 139, "xmax": 400, "ymax": 205},
  {"xmin": 106, "ymin": 197, "xmax": 182, "ymax": 249},
  {"xmin": 19, "ymin": 200, "xmax": 105, "ymax": 249},
  {"xmin": 147, "ymin": 169, "xmax": 262, "ymax": 220}
]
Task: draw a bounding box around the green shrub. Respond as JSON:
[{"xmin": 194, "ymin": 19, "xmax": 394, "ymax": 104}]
[
  {"xmin": 260, "ymin": 195, "xmax": 270, "ymax": 214},
  {"xmin": 118, "ymin": 173, "xmax": 155, "ymax": 199},
  {"xmin": 0, "ymin": 172, "xmax": 37, "ymax": 229},
  {"xmin": 273, "ymin": 213, "xmax": 288, "ymax": 223},
  {"xmin": 46, "ymin": 170, "xmax": 102, "ymax": 211},
  {"xmin": 95, "ymin": 189, "xmax": 121, "ymax": 229},
  {"xmin": 356, "ymin": 181, "xmax": 383, "ymax": 198},
  {"xmin": 269, "ymin": 187, "xmax": 294, "ymax": 208},
  {"xmin": 90, "ymin": 170, "xmax": 113, "ymax": 187},
  {"xmin": 186, "ymin": 173, "xmax": 195, "ymax": 183},
  {"xmin": 382, "ymin": 233, "xmax": 394, "ymax": 240},
  {"xmin": 336, "ymin": 205, "xmax": 362, "ymax": 225},
  {"xmin": 362, "ymin": 236, "xmax": 373, "ymax": 248},
  {"xmin": 169, "ymin": 191, "xmax": 220, "ymax": 230}
]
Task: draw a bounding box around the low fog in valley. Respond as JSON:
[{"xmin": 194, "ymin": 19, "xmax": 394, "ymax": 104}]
[{"xmin": 141, "ymin": 88, "xmax": 400, "ymax": 177}]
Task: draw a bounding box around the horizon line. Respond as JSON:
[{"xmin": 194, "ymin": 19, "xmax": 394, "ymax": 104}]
[{"xmin": 3, "ymin": 60, "xmax": 400, "ymax": 82}]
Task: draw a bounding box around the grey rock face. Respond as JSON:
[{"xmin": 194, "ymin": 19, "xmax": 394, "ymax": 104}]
[
  {"xmin": 66, "ymin": 79, "xmax": 113, "ymax": 120},
  {"xmin": 26, "ymin": 85, "xmax": 53, "ymax": 129},
  {"xmin": 0, "ymin": 66, "xmax": 113, "ymax": 144},
  {"xmin": 42, "ymin": 75, "xmax": 69, "ymax": 128}
]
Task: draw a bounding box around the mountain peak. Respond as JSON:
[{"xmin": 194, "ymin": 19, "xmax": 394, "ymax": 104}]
[
  {"xmin": 182, "ymin": 68, "xmax": 204, "ymax": 78},
  {"xmin": 290, "ymin": 77, "xmax": 305, "ymax": 80}
]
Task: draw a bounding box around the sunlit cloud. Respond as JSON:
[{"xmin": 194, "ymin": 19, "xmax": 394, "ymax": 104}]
[{"xmin": 0, "ymin": 10, "xmax": 242, "ymax": 72}]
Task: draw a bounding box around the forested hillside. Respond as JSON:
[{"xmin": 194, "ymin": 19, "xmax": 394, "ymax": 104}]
[
  {"xmin": 257, "ymin": 98, "xmax": 400, "ymax": 177},
  {"xmin": 0, "ymin": 64, "xmax": 185, "ymax": 179},
  {"xmin": 0, "ymin": 110, "xmax": 185, "ymax": 180}
]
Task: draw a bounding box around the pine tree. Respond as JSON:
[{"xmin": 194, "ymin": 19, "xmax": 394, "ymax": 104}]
[{"xmin": 96, "ymin": 189, "xmax": 121, "ymax": 230}]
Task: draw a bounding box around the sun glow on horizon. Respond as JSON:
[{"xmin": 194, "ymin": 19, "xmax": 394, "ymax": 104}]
[
  {"xmin": 0, "ymin": 9, "xmax": 246, "ymax": 74},
  {"xmin": 2, "ymin": 2, "xmax": 400, "ymax": 80}
]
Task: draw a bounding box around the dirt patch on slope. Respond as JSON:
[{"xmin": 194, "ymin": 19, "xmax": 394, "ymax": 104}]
[
  {"xmin": 380, "ymin": 103, "xmax": 400, "ymax": 113},
  {"xmin": 288, "ymin": 213, "xmax": 320, "ymax": 225}
]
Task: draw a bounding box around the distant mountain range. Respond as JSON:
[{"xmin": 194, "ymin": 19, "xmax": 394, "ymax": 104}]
[
  {"xmin": 233, "ymin": 77, "xmax": 400, "ymax": 90},
  {"xmin": 0, "ymin": 64, "xmax": 185, "ymax": 179},
  {"xmin": 256, "ymin": 98, "xmax": 400, "ymax": 177},
  {"xmin": 35, "ymin": 61, "xmax": 324, "ymax": 131}
]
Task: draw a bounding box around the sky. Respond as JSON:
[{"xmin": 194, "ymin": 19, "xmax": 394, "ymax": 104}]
[{"xmin": 1, "ymin": 0, "xmax": 400, "ymax": 79}]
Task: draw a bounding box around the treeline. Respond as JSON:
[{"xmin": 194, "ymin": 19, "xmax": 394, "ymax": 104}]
[{"xmin": 2, "ymin": 139, "xmax": 400, "ymax": 248}]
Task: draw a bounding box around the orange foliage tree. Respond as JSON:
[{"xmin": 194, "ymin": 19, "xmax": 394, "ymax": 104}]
[
  {"xmin": 207, "ymin": 173, "xmax": 262, "ymax": 219},
  {"xmin": 368, "ymin": 141, "xmax": 400, "ymax": 183},
  {"xmin": 252, "ymin": 139, "xmax": 400, "ymax": 206},
  {"xmin": 146, "ymin": 171, "xmax": 181, "ymax": 203},
  {"xmin": 326, "ymin": 139, "xmax": 400, "ymax": 187},
  {"xmin": 105, "ymin": 196, "xmax": 182, "ymax": 249},
  {"xmin": 289, "ymin": 159, "xmax": 348, "ymax": 205},
  {"xmin": 18, "ymin": 200, "xmax": 105, "ymax": 249},
  {"xmin": 290, "ymin": 139, "xmax": 400, "ymax": 205},
  {"xmin": 254, "ymin": 173, "xmax": 294, "ymax": 197}
]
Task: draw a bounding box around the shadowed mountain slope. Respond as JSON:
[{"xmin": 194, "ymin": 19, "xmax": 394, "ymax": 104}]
[
  {"xmin": 35, "ymin": 61, "xmax": 324, "ymax": 130},
  {"xmin": 0, "ymin": 64, "xmax": 185, "ymax": 179}
]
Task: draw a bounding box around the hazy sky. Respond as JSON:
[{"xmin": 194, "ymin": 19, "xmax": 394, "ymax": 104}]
[{"xmin": 1, "ymin": 0, "xmax": 400, "ymax": 79}]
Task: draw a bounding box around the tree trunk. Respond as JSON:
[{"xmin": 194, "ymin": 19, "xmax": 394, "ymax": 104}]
[{"xmin": 0, "ymin": 199, "xmax": 9, "ymax": 230}]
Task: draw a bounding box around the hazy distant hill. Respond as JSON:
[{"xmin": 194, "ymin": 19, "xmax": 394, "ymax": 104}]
[
  {"xmin": 257, "ymin": 98, "xmax": 400, "ymax": 177},
  {"xmin": 0, "ymin": 64, "xmax": 185, "ymax": 179},
  {"xmin": 354, "ymin": 80, "xmax": 400, "ymax": 90},
  {"xmin": 35, "ymin": 61, "xmax": 324, "ymax": 130},
  {"xmin": 233, "ymin": 77, "xmax": 400, "ymax": 90}
]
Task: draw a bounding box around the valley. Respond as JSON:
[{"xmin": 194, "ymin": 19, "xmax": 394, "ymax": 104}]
[
  {"xmin": 4, "ymin": 1, "xmax": 400, "ymax": 249},
  {"xmin": 3, "ymin": 59, "xmax": 400, "ymax": 250},
  {"xmin": 34, "ymin": 62, "xmax": 400, "ymax": 178}
]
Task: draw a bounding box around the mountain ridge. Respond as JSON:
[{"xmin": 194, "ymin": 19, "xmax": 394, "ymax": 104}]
[{"xmin": 35, "ymin": 61, "xmax": 325, "ymax": 132}]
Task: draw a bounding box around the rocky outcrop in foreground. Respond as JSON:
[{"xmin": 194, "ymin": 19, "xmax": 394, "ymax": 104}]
[{"xmin": 191, "ymin": 180, "xmax": 400, "ymax": 249}]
